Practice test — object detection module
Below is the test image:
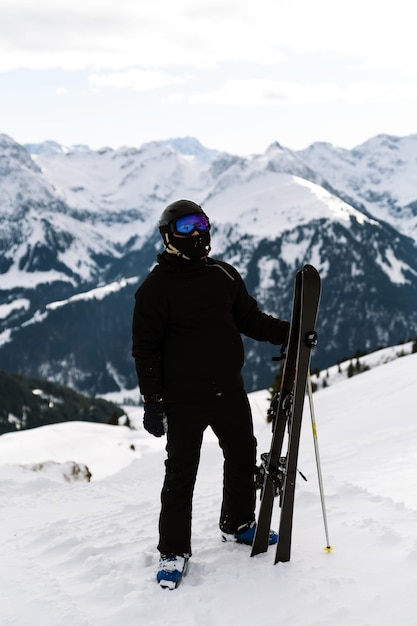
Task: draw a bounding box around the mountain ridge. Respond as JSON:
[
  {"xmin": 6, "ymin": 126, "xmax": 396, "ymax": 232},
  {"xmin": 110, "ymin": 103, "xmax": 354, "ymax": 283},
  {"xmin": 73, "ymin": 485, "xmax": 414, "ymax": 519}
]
[{"xmin": 1, "ymin": 131, "xmax": 417, "ymax": 395}]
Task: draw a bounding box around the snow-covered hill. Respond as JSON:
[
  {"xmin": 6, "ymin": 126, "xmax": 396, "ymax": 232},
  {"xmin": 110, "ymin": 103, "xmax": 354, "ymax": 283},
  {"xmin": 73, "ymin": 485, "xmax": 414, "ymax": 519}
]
[
  {"xmin": 1, "ymin": 348, "xmax": 417, "ymax": 625},
  {"xmin": 310, "ymin": 338, "xmax": 417, "ymax": 390}
]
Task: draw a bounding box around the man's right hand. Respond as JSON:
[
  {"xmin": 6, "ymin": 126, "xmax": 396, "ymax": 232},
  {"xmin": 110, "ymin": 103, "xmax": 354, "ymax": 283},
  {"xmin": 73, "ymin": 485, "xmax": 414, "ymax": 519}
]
[{"xmin": 143, "ymin": 402, "xmax": 167, "ymax": 437}]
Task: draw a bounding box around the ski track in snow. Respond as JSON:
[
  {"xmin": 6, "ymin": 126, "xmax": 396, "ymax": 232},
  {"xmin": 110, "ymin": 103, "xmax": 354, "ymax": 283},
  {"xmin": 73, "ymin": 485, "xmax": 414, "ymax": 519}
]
[
  {"xmin": 2, "ymin": 354, "xmax": 417, "ymax": 625},
  {"xmin": 4, "ymin": 455, "xmax": 417, "ymax": 626}
]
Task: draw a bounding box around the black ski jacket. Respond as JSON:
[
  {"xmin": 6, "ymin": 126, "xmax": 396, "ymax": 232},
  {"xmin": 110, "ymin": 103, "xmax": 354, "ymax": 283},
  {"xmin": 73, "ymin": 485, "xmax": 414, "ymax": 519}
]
[{"xmin": 132, "ymin": 252, "xmax": 289, "ymax": 403}]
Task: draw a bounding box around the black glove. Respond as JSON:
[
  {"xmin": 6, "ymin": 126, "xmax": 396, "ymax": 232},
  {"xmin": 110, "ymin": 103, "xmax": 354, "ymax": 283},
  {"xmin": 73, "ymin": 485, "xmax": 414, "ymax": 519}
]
[{"xmin": 143, "ymin": 402, "xmax": 167, "ymax": 437}]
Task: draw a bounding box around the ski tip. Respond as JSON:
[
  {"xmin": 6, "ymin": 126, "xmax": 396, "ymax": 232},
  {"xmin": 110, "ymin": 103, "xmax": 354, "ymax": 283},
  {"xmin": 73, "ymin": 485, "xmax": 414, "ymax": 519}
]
[{"xmin": 324, "ymin": 545, "xmax": 333, "ymax": 553}]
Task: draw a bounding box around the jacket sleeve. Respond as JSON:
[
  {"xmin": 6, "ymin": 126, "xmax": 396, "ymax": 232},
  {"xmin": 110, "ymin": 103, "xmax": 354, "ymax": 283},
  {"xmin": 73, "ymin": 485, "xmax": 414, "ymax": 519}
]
[
  {"xmin": 131, "ymin": 276, "xmax": 167, "ymax": 400},
  {"xmin": 231, "ymin": 269, "xmax": 289, "ymax": 345}
]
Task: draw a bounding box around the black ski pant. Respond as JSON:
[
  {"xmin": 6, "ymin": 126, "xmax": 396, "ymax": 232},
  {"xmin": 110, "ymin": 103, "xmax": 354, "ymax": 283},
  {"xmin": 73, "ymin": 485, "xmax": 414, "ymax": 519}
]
[{"xmin": 157, "ymin": 388, "xmax": 257, "ymax": 556}]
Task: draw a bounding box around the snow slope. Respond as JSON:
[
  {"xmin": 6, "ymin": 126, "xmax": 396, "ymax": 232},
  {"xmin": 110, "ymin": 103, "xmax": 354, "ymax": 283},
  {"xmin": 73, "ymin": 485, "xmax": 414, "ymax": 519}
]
[{"xmin": 1, "ymin": 352, "xmax": 417, "ymax": 625}]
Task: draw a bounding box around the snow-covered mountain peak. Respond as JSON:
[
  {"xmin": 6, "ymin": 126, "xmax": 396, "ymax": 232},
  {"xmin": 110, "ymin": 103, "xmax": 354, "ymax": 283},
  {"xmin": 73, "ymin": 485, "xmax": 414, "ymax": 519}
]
[
  {"xmin": 153, "ymin": 136, "xmax": 219, "ymax": 163},
  {"xmin": 265, "ymin": 140, "xmax": 285, "ymax": 152},
  {"xmin": 0, "ymin": 135, "xmax": 60, "ymax": 218},
  {"xmin": 0, "ymin": 133, "xmax": 42, "ymax": 175},
  {"xmin": 205, "ymin": 153, "xmax": 372, "ymax": 241},
  {"xmin": 31, "ymin": 140, "xmax": 211, "ymax": 217},
  {"xmin": 24, "ymin": 140, "xmax": 91, "ymax": 156},
  {"xmin": 292, "ymin": 176, "xmax": 375, "ymax": 226},
  {"xmin": 298, "ymin": 133, "xmax": 417, "ymax": 241},
  {"xmin": 354, "ymin": 132, "xmax": 415, "ymax": 154}
]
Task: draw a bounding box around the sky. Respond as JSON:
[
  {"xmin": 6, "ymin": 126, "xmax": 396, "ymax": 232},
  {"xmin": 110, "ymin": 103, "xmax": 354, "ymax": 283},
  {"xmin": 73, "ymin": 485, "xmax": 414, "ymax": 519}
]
[{"xmin": 1, "ymin": 0, "xmax": 417, "ymax": 155}]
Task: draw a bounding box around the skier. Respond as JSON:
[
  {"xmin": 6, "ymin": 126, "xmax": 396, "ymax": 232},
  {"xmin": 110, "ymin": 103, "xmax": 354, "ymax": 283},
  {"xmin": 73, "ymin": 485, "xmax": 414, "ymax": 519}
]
[{"xmin": 132, "ymin": 199, "xmax": 290, "ymax": 588}]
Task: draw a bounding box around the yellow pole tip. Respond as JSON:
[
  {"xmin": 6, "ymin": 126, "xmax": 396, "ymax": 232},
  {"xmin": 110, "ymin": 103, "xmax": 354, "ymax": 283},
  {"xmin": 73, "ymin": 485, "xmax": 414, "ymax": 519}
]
[{"xmin": 324, "ymin": 546, "xmax": 333, "ymax": 552}]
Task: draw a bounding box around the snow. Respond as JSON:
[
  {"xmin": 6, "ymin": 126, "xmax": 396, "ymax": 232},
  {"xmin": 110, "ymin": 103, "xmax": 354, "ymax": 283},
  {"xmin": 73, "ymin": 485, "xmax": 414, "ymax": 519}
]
[
  {"xmin": 294, "ymin": 176, "xmax": 375, "ymax": 226},
  {"xmin": 32, "ymin": 143, "xmax": 208, "ymax": 215},
  {"xmin": 311, "ymin": 340, "xmax": 416, "ymax": 390},
  {"xmin": 298, "ymin": 134, "xmax": 417, "ymax": 243},
  {"xmin": 375, "ymin": 248, "xmax": 417, "ymax": 285},
  {"xmin": 206, "ymin": 171, "xmax": 374, "ymax": 240},
  {"xmin": 0, "ymin": 267, "xmax": 78, "ymax": 290},
  {"xmin": 280, "ymin": 235, "xmax": 313, "ymax": 267},
  {"xmin": 46, "ymin": 277, "xmax": 139, "ymax": 310},
  {"xmin": 1, "ymin": 351, "xmax": 417, "ymax": 625},
  {"xmin": 3, "ymin": 134, "xmax": 416, "ymax": 298},
  {"xmin": 0, "ymin": 297, "xmax": 30, "ymax": 319}
]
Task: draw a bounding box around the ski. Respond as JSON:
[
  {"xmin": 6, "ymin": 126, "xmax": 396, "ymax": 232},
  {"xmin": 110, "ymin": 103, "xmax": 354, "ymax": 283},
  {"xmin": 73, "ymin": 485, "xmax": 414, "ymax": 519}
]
[
  {"xmin": 274, "ymin": 264, "xmax": 321, "ymax": 562},
  {"xmin": 251, "ymin": 264, "xmax": 321, "ymax": 561}
]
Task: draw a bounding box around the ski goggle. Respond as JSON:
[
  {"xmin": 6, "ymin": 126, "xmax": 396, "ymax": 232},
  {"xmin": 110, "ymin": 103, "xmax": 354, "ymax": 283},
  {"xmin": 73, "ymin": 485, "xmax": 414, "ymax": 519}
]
[{"xmin": 173, "ymin": 213, "xmax": 210, "ymax": 235}]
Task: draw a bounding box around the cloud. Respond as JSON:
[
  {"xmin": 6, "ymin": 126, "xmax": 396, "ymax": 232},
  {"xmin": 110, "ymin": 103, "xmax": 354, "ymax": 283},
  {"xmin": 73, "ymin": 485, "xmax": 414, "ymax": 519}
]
[
  {"xmin": 0, "ymin": 0, "xmax": 415, "ymax": 75},
  {"xmin": 0, "ymin": 0, "xmax": 417, "ymax": 95},
  {"xmin": 0, "ymin": 0, "xmax": 282, "ymax": 71},
  {"xmin": 186, "ymin": 79, "xmax": 417, "ymax": 107},
  {"xmin": 88, "ymin": 69, "xmax": 188, "ymax": 92},
  {"xmin": 187, "ymin": 80, "xmax": 335, "ymax": 105}
]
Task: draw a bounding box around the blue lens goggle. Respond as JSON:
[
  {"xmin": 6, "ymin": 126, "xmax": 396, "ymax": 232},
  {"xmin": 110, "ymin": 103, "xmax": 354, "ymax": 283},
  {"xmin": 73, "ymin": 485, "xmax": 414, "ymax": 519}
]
[{"xmin": 173, "ymin": 213, "xmax": 210, "ymax": 235}]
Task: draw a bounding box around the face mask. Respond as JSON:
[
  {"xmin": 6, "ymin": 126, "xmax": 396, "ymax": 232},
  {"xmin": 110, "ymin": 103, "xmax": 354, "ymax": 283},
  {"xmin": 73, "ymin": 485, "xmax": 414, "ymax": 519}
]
[{"xmin": 165, "ymin": 231, "xmax": 211, "ymax": 260}]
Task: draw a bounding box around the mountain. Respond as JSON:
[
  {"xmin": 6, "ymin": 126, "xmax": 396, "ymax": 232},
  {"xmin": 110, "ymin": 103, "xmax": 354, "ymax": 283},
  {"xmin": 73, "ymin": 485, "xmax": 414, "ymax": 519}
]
[
  {"xmin": 1, "ymin": 348, "xmax": 417, "ymax": 624},
  {"xmin": 297, "ymin": 133, "xmax": 417, "ymax": 242},
  {"xmin": 1, "ymin": 132, "xmax": 417, "ymax": 396},
  {"xmin": 155, "ymin": 136, "xmax": 219, "ymax": 163},
  {"xmin": 0, "ymin": 368, "xmax": 124, "ymax": 435}
]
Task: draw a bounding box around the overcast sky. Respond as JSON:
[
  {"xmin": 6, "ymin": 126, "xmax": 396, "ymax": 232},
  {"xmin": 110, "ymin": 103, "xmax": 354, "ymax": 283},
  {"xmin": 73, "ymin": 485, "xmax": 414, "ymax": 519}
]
[{"xmin": 1, "ymin": 0, "xmax": 416, "ymax": 155}]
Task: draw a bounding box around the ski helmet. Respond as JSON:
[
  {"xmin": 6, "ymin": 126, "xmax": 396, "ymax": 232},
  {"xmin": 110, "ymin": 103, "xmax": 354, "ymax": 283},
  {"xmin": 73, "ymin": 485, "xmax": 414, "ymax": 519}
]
[{"xmin": 159, "ymin": 199, "xmax": 211, "ymax": 260}]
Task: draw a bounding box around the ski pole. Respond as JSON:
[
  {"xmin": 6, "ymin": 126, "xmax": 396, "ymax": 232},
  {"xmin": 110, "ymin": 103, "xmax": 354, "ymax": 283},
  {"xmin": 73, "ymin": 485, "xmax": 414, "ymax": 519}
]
[{"xmin": 307, "ymin": 370, "xmax": 332, "ymax": 552}]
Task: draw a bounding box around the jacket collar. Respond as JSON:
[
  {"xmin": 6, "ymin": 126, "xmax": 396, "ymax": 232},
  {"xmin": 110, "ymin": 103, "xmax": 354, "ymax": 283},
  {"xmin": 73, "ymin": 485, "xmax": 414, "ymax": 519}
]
[{"xmin": 157, "ymin": 251, "xmax": 208, "ymax": 272}]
